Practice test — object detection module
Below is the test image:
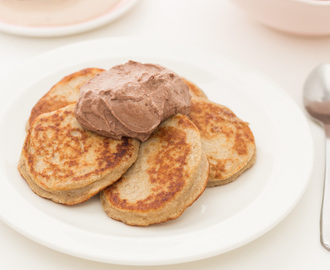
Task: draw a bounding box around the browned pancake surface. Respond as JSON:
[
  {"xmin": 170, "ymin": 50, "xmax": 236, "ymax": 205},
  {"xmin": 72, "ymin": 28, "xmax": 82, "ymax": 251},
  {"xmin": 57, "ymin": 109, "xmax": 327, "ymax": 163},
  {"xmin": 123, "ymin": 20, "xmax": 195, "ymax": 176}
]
[
  {"xmin": 182, "ymin": 78, "xmax": 207, "ymax": 99},
  {"xmin": 106, "ymin": 118, "xmax": 193, "ymax": 210},
  {"xmin": 28, "ymin": 68, "xmax": 104, "ymax": 128},
  {"xmin": 101, "ymin": 114, "xmax": 209, "ymax": 226},
  {"xmin": 189, "ymin": 97, "xmax": 256, "ymax": 186},
  {"xmin": 18, "ymin": 104, "xmax": 140, "ymax": 205}
]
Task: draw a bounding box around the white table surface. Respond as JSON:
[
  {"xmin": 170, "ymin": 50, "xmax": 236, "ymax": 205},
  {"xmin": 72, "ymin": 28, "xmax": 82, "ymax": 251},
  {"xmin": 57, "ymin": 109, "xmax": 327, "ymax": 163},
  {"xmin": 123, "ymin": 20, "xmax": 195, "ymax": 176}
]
[{"xmin": 0, "ymin": 0, "xmax": 329, "ymax": 269}]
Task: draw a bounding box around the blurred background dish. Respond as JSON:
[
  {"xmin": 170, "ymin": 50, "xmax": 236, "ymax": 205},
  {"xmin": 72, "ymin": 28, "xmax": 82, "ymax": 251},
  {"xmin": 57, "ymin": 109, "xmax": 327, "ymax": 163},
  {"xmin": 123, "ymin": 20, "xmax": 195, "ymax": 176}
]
[
  {"xmin": 230, "ymin": 0, "xmax": 330, "ymax": 36},
  {"xmin": 0, "ymin": 0, "xmax": 139, "ymax": 37}
]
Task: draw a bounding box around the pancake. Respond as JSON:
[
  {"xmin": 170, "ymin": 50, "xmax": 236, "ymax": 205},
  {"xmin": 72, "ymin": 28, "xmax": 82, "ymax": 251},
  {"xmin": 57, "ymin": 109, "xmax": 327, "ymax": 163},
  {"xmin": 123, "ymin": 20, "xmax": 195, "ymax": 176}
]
[
  {"xmin": 18, "ymin": 104, "xmax": 140, "ymax": 205},
  {"xmin": 189, "ymin": 97, "xmax": 256, "ymax": 187},
  {"xmin": 100, "ymin": 114, "xmax": 209, "ymax": 226},
  {"xmin": 27, "ymin": 67, "xmax": 104, "ymax": 129},
  {"xmin": 182, "ymin": 78, "xmax": 208, "ymax": 98}
]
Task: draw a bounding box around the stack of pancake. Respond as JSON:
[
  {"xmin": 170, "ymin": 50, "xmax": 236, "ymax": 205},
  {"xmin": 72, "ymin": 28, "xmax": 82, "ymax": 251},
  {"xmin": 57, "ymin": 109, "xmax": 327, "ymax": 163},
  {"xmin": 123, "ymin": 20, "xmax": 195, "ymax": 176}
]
[{"xmin": 18, "ymin": 66, "xmax": 256, "ymax": 226}]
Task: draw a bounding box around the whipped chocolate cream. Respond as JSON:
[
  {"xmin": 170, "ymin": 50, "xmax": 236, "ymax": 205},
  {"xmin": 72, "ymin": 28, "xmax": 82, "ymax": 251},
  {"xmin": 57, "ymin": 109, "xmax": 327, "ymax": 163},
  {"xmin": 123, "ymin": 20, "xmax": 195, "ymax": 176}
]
[{"xmin": 74, "ymin": 61, "xmax": 191, "ymax": 141}]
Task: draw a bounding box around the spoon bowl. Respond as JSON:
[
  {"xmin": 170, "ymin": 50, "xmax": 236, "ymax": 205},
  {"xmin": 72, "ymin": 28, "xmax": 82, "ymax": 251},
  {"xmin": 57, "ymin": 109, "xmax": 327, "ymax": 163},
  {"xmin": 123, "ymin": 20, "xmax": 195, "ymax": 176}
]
[
  {"xmin": 304, "ymin": 64, "xmax": 330, "ymax": 124},
  {"xmin": 304, "ymin": 63, "xmax": 330, "ymax": 251}
]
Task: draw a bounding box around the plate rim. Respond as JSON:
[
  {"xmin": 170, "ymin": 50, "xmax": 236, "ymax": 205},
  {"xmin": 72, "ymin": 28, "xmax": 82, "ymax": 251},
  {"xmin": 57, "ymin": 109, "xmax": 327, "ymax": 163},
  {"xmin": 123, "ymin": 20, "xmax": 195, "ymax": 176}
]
[{"xmin": 0, "ymin": 0, "xmax": 139, "ymax": 37}]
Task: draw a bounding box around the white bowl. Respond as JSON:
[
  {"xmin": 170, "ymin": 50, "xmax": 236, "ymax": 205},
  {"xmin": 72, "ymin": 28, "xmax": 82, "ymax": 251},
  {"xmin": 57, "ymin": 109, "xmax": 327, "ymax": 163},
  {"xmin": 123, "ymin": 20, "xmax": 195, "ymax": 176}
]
[{"xmin": 230, "ymin": 0, "xmax": 330, "ymax": 36}]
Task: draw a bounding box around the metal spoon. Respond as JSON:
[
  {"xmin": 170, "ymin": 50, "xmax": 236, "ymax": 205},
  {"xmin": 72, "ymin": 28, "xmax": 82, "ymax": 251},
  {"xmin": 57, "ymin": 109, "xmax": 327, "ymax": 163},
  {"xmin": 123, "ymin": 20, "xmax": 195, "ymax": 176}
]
[{"xmin": 304, "ymin": 63, "xmax": 330, "ymax": 251}]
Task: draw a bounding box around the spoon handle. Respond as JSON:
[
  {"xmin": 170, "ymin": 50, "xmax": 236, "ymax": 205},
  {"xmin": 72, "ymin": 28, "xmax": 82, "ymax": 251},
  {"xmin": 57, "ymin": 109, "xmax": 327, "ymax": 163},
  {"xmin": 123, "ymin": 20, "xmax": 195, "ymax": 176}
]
[{"xmin": 321, "ymin": 124, "xmax": 330, "ymax": 250}]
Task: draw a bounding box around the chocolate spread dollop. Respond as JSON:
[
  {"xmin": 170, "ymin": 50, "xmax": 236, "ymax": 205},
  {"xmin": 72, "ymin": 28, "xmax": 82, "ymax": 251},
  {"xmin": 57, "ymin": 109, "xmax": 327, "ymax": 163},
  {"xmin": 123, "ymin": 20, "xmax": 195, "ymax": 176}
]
[{"xmin": 74, "ymin": 61, "xmax": 191, "ymax": 141}]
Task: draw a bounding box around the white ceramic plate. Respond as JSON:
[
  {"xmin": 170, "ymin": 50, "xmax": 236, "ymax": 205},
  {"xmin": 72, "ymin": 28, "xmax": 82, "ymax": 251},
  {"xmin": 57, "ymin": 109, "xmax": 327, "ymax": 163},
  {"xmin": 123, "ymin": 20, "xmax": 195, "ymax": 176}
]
[
  {"xmin": 0, "ymin": 0, "xmax": 138, "ymax": 37},
  {"xmin": 0, "ymin": 38, "xmax": 314, "ymax": 266}
]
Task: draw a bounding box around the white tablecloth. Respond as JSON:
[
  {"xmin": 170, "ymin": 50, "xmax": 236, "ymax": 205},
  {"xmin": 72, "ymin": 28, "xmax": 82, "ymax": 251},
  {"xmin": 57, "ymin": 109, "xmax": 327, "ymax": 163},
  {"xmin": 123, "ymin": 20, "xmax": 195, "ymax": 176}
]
[{"xmin": 0, "ymin": 1, "xmax": 329, "ymax": 269}]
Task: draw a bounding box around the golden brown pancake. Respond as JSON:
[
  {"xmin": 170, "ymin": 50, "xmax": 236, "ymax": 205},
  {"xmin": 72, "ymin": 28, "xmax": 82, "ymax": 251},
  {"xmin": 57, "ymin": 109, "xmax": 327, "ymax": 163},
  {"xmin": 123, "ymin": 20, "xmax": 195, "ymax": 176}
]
[
  {"xmin": 27, "ymin": 67, "xmax": 104, "ymax": 129},
  {"xmin": 182, "ymin": 78, "xmax": 208, "ymax": 99},
  {"xmin": 100, "ymin": 114, "xmax": 209, "ymax": 226},
  {"xmin": 18, "ymin": 104, "xmax": 140, "ymax": 205},
  {"xmin": 189, "ymin": 97, "xmax": 256, "ymax": 187}
]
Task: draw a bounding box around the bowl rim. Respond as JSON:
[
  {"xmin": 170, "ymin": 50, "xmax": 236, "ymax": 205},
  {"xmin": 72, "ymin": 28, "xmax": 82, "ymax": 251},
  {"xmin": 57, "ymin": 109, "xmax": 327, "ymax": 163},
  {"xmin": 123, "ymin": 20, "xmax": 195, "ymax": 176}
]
[{"xmin": 294, "ymin": 0, "xmax": 330, "ymax": 6}]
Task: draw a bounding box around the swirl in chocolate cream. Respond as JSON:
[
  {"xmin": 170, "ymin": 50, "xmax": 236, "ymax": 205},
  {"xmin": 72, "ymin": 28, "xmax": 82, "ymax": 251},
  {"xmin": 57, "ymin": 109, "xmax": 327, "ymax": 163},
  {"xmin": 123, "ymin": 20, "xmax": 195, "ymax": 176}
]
[{"xmin": 74, "ymin": 61, "xmax": 191, "ymax": 141}]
